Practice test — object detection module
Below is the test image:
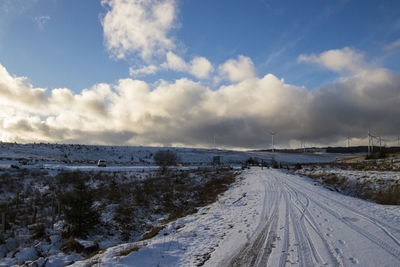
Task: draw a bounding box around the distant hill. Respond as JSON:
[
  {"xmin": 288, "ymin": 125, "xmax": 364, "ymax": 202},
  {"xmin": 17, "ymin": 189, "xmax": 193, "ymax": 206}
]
[
  {"xmin": 326, "ymin": 146, "xmax": 400, "ymax": 154},
  {"xmin": 253, "ymin": 146, "xmax": 400, "ymax": 154}
]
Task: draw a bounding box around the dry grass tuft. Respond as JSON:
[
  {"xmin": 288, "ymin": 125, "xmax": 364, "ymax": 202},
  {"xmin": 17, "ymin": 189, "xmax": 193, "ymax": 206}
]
[
  {"xmin": 140, "ymin": 225, "xmax": 166, "ymax": 241},
  {"xmin": 116, "ymin": 243, "xmax": 147, "ymax": 257}
]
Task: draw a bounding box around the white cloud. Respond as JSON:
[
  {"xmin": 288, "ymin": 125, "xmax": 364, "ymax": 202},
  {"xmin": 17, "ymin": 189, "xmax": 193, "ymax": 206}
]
[
  {"xmin": 218, "ymin": 55, "xmax": 256, "ymax": 82},
  {"xmin": 0, "ymin": 64, "xmax": 47, "ymax": 112},
  {"xmin": 34, "ymin": 15, "xmax": 50, "ymax": 30},
  {"xmin": 0, "ymin": 48, "xmax": 399, "ymax": 147},
  {"xmin": 101, "ymin": 0, "xmax": 177, "ymax": 61},
  {"xmin": 189, "ymin": 57, "xmax": 213, "ymax": 79},
  {"xmin": 163, "ymin": 51, "xmax": 188, "ymax": 72},
  {"xmin": 129, "ymin": 65, "xmax": 158, "ymax": 76},
  {"xmin": 101, "ymin": 0, "xmax": 214, "ymax": 80},
  {"xmin": 298, "ymin": 47, "xmax": 366, "ymax": 73},
  {"xmin": 0, "ymin": 0, "xmax": 39, "ymax": 14},
  {"xmin": 385, "ymin": 39, "xmax": 400, "ymax": 51},
  {"xmin": 161, "ymin": 52, "xmax": 214, "ymax": 79}
]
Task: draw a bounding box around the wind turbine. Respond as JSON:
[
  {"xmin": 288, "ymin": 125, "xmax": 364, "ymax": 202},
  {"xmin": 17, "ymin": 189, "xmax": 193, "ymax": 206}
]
[
  {"xmin": 270, "ymin": 132, "xmax": 277, "ymax": 153},
  {"xmin": 367, "ymin": 129, "xmax": 381, "ymax": 156},
  {"xmin": 300, "ymin": 138, "xmax": 306, "ymax": 153}
]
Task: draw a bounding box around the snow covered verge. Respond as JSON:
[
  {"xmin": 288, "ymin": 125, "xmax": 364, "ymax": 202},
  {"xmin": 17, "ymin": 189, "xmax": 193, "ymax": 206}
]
[
  {"xmin": 71, "ymin": 168, "xmax": 267, "ymax": 267},
  {"xmin": 294, "ymin": 155, "xmax": 400, "ymax": 205},
  {"xmin": 0, "ymin": 166, "xmax": 238, "ymax": 266}
]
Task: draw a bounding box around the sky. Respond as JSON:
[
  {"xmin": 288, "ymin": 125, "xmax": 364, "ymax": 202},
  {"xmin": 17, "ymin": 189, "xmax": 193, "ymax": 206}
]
[{"xmin": 0, "ymin": 0, "xmax": 399, "ymax": 149}]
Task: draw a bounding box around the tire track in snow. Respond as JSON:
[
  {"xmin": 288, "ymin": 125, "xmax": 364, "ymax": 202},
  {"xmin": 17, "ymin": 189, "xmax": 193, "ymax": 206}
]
[
  {"xmin": 278, "ymin": 192, "xmax": 290, "ymax": 267},
  {"xmin": 275, "ymin": 175, "xmax": 315, "ymax": 266},
  {"xmin": 229, "ymin": 181, "xmax": 281, "ymax": 267},
  {"xmin": 225, "ymin": 169, "xmax": 399, "ymax": 266},
  {"xmin": 286, "ymin": 184, "xmax": 319, "ymax": 267},
  {"xmin": 255, "ymin": 192, "xmax": 280, "ymax": 267},
  {"xmin": 249, "ymin": 192, "xmax": 281, "ymax": 267},
  {"xmin": 282, "ymin": 180, "xmax": 344, "ymax": 266},
  {"xmin": 284, "ymin": 180, "xmax": 400, "ymax": 261},
  {"xmin": 289, "ymin": 172, "xmax": 400, "ymax": 237},
  {"xmin": 287, "ymin": 173, "xmax": 400, "ymax": 249}
]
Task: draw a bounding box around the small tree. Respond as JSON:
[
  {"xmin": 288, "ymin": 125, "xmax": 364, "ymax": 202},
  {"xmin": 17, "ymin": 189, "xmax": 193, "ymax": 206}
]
[
  {"xmin": 154, "ymin": 150, "xmax": 177, "ymax": 173},
  {"xmin": 271, "ymin": 158, "xmax": 279, "ymax": 169},
  {"xmin": 245, "ymin": 157, "xmax": 259, "ymax": 166},
  {"xmin": 61, "ymin": 180, "xmax": 99, "ymax": 238}
]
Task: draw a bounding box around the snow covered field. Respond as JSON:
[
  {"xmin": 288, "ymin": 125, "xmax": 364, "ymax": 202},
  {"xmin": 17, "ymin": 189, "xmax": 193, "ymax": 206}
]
[
  {"xmin": 1, "ymin": 143, "xmax": 398, "ymax": 266},
  {"xmin": 0, "ymin": 142, "xmax": 337, "ymax": 167},
  {"xmin": 72, "ymin": 168, "xmax": 400, "ymax": 267}
]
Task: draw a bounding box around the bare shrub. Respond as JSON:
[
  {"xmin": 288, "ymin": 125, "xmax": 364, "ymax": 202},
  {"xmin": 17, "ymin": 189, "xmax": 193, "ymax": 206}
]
[
  {"xmin": 140, "ymin": 225, "xmax": 166, "ymax": 241},
  {"xmin": 300, "ymin": 163, "xmax": 400, "ymax": 205},
  {"xmin": 362, "ymin": 184, "xmax": 400, "ymax": 205},
  {"xmin": 114, "ymin": 201, "xmax": 136, "ymax": 241},
  {"xmin": 324, "ymin": 174, "xmax": 345, "ymax": 186},
  {"xmin": 271, "ymin": 159, "xmax": 279, "ymax": 169},
  {"xmin": 153, "ymin": 150, "xmax": 177, "ymax": 173},
  {"xmin": 30, "ymin": 223, "xmax": 47, "ymax": 240},
  {"xmin": 116, "ymin": 243, "xmax": 147, "ymax": 257},
  {"xmin": 61, "ymin": 238, "xmax": 84, "ymax": 254},
  {"xmin": 294, "ymin": 163, "xmax": 302, "ymax": 170},
  {"xmin": 195, "ymin": 170, "xmax": 237, "ymax": 205}
]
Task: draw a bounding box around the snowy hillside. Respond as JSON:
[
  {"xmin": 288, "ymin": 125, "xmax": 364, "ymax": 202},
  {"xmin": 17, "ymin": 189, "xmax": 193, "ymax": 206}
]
[{"xmin": 0, "ymin": 142, "xmax": 337, "ymax": 167}]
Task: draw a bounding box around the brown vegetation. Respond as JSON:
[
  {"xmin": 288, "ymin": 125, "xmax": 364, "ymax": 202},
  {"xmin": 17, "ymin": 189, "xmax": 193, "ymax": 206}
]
[
  {"xmin": 295, "ymin": 157, "xmax": 400, "ymax": 205},
  {"xmin": 0, "ymin": 166, "xmax": 239, "ymax": 259}
]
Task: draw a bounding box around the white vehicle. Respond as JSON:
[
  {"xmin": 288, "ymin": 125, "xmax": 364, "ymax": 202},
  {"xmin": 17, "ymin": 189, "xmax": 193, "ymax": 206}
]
[{"xmin": 97, "ymin": 159, "xmax": 107, "ymax": 167}]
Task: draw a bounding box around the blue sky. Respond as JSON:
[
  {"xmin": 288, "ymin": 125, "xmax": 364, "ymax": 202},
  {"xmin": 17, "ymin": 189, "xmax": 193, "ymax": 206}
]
[
  {"xmin": 0, "ymin": 0, "xmax": 399, "ymax": 148},
  {"xmin": 1, "ymin": 0, "xmax": 399, "ymax": 91}
]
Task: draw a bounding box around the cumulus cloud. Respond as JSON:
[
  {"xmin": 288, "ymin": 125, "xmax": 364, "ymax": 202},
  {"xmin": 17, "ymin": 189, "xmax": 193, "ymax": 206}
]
[
  {"xmin": 163, "ymin": 51, "xmax": 188, "ymax": 72},
  {"xmin": 0, "ymin": 65, "xmax": 48, "ymax": 112},
  {"xmin": 101, "ymin": 0, "xmax": 177, "ymax": 61},
  {"xmin": 218, "ymin": 55, "xmax": 256, "ymax": 82},
  {"xmin": 298, "ymin": 47, "xmax": 366, "ymax": 73},
  {"xmin": 0, "ymin": 47, "xmax": 399, "ymax": 148},
  {"xmin": 189, "ymin": 57, "xmax": 214, "ymax": 79},
  {"xmin": 101, "ymin": 0, "xmax": 215, "ymax": 80},
  {"xmin": 161, "ymin": 52, "xmax": 214, "ymax": 79}
]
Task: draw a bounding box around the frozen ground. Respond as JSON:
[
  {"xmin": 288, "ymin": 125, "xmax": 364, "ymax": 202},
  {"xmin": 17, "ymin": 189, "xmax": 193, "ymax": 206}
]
[{"xmin": 73, "ymin": 168, "xmax": 400, "ymax": 267}]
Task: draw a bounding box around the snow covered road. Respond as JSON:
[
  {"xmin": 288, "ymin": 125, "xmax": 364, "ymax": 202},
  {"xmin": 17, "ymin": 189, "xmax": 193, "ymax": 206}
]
[{"xmin": 226, "ymin": 169, "xmax": 400, "ymax": 267}]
